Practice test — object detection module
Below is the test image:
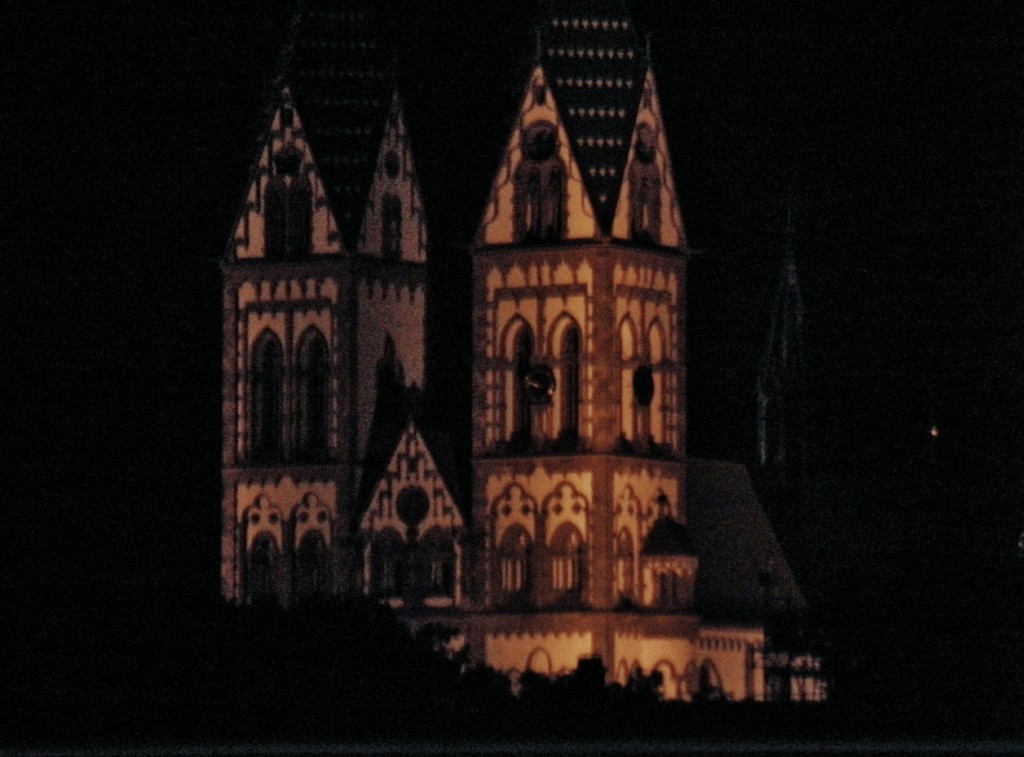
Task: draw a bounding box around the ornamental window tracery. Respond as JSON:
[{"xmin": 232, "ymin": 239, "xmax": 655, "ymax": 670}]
[
  {"xmin": 498, "ymin": 525, "xmax": 532, "ymax": 595},
  {"xmin": 549, "ymin": 523, "xmax": 585, "ymax": 593}
]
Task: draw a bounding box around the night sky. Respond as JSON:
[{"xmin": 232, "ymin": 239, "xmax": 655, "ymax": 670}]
[{"xmin": 8, "ymin": 0, "xmax": 1024, "ymax": 727}]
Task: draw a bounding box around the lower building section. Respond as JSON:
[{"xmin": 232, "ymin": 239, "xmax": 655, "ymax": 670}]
[{"xmin": 411, "ymin": 610, "xmax": 779, "ymax": 702}]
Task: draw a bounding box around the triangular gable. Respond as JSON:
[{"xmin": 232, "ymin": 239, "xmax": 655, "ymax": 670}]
[
  {"xmin": 359, "ymin": 421, "xmax": 464, "ymax": 539},
  {"xmin": 230, "ymin": 86, "xmax": 345, "ymax": 260},
  {"xmin": 356, "ymin": 91, "xmax": 428, "ymax": 263},
  {"xmin": 611, "ymin": 68, "xmax": 687, "ymax": 249},
  {"xmin": 475, "ymin": 64, "xmax": 600, "ymax": 248}
]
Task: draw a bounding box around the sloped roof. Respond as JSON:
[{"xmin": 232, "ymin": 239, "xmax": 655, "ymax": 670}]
[
  {"xmin": 687, "ymin": 459, "xmax": 807, "ymax": 622},
  {"xmin": 641, "ymin": 516, "xmax": 696, "ymax": 556},
  {"xmin": 277, "ymin": 0, "xmax": 396, "ymax": 252},
  {"xmin": 539, "ymin": 0, "xmax": 647, "ymax": 231}
]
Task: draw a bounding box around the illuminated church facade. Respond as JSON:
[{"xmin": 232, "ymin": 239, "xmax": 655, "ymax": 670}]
[{"xmin": 219, "ymin": 0, "xmax": 820, "ymax": 702}]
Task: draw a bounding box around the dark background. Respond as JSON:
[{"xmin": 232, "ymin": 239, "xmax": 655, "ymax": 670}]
[{"xmin": 7, "ymin": 0, "xmax": 1024, "ymax": 733}]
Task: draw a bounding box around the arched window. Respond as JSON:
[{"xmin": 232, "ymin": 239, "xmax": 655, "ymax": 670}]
[
  {"xmin": 381, "ymin": 194, "xmax": 402, "ymax": 259},
  {"xmin": 648, "ymin": 321, "xmax": 666, "ymax": 444},
  {"xmin": 512, "ymin": 325, "xmax": 534, "ymax": 442},
  {"xmin": 420, "ymin": 527, "xmax": 455, "ymax": 596},
  {"xmin": 250, "ymin": 331, "xmax": 283, "ymax": 462},
  {"xmin": 498, "ymin": 525, "xmax": 531, "ymax": 595},
  {"xmin": 514, "ymin": 121, "xmax": 565, "ymax": 243},
  {"xmin": 619, "ymin": 316, "xmax": 638, "ymax": 440},
  {"xmin": 246, "ymin": 533, "xmax": 279, "ymax": 605},
  {"xmin": 293, "ymin": 530, "xmax": 330, "ymax": 601},
  {"xmin": 614, "ymin": 529, "xmax": 634, "ymax": 599},
  {"xmin": 655, "ymin": 569, "xmax": 683, "ymax": 611},
  {"xmin": 560, "ymin": 325, "xmax": 580, "ymax": 442},
  {"xmin": 550, "ymin": 523, "xmax": 584, "ymax": 593},
  {"xmin": 371, "ymin": 529, "xmax": 405, "ymax": 598},
  {"xmin": 296, "ymin": 329, "xmax": 329, "ymax": 461}
]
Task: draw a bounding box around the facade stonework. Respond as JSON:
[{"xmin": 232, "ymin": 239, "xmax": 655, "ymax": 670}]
[{"xmin": 218, "ymin": 0, "xmax": 820, "ymax": 703}]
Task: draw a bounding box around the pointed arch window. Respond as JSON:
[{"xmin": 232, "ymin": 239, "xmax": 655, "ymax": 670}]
[
  {"xmin": 512, "ymin": 324, "xmax": 534, "ymax": 442},
  {"xmin": 246, "ymin": 533, "xmax": 280, "ymax": 605},
  {"xmin": 618, "ymin": 316, "xmax": 638, "ymax": 440},
  {"xmin": 296, "ymin": 328, "xmax": 329, "ymax": 461},
  {"xmin": 498, "ymin": 525, "xmax": 531, "ymax": 595},
  {"xmin": 514, "ymin": 121, "xmax": 566, "ymax": 243},
  {"xmin": 647, "ymin": 321, "xmax": 667, "ymax": 444},
  {"xmin": 249, "ymin": 331, "xmax": 284, "ymax": 462},
  {"xmin": 370, "ymin": 529, "xmax": 406, "ymax": 598},
  {"xmin": 381, "ymin": 193, "xmax": 402, "ymax": 260},
  {"xmin": 420, "ymin": 527, "xmax": 455, "ymax": 596},
  {"xmin": 550, "ymin": 523, "xmax": 585, "ymax": 593},
  {"xmin": 655, "ymin": 569, "xmax": 685, "ymax": 611},
  {"xmin": 614, "ymin": 529, "xmax": 634, "ymax": 599},
  {"xmin": 559, "ymin": 325, "xmax": 580, "ymax": 443},
  {"xmin": 293, "ymin": 530, "xmax": 330, "ymax": 601}
]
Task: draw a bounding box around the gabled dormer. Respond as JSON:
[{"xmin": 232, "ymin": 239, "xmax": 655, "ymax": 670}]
[
  {"xmin": 230, "ymin": 87, "xmax": 344, "ymax": 261},
  {"xmin": 359, "ymin": 421, "xmax": 465, "ymax": 607},
  {"xmin": 610, "ymin": 67, "xmax": 686, "ymax": 249},
  {"xmin": 476, "ymin": 65, "xmax": 599, "ymax": 247},
  {"xmin": 357, "ymin": 91, "xmax": 428, "ymax": 263}
]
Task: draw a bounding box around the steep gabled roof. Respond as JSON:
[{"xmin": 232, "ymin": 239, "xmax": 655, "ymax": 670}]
[
  {"xmin": 687, "ymin": 459, "xmax": 806, "ymax": 622},
  {"xmin": 358, "ymin": 419, "xmax": 465, "ymax": 536},
  {"xmin": 539, "ymin": 0, "xmax": 647, "ymax": 231},
  {"xmin": 279, "ymin": 0, "xmax": 397, "ymax": 252}
]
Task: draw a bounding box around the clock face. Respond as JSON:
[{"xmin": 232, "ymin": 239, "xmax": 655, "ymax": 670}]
[
  {"xmin": 524, "ymin": 122, "xmax": 557, "ymax": 162},
  {"xmin": 523, "ymin": 364, "xmax": 556, "ymax": 405}
]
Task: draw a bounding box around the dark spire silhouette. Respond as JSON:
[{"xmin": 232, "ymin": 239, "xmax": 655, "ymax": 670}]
[{"xmin": 756, "ymin": 192, "xmax": 806, "ymax": 492}]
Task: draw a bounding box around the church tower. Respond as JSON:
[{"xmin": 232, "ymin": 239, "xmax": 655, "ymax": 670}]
[
  {"xmin": 219, "ymin": 3, "xmax": 429, "ymax": 605},
  {"xmin": 470, "ymin": 0, "xmax": 694, "ymax": 656}
]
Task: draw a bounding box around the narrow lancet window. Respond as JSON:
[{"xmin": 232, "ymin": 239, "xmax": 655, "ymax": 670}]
[
  {"xmin": 560, "ymin": 325, "xmax": 580, "ymax": 442},
  {"xmin": 550, "ymin": 524, "xmax": 584, "ymax": 593},
  {"xmin": 499, "ymin": 526, "xmax": 531, "ymax": 596},
  {"xmin": 512, "ymin": 325, "xmax": 534, "ymax": 442},
  {"xmin": 296, "ymin": 329, "xmax": 329, "ymax": 460},
  {"xmin": 250, "ymin": 331, "xmax": 284, "ymax": 462}
]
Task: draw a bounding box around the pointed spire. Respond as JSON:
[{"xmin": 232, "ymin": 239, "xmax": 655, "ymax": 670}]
[{"xmin": 757, "ymin": 192, "xmax": 806, "ymax": 487}]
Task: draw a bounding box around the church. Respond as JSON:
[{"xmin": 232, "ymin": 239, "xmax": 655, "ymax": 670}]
[{"xmin": 218, "ymin": 0, "xmax": 820, "ymax": 702}]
